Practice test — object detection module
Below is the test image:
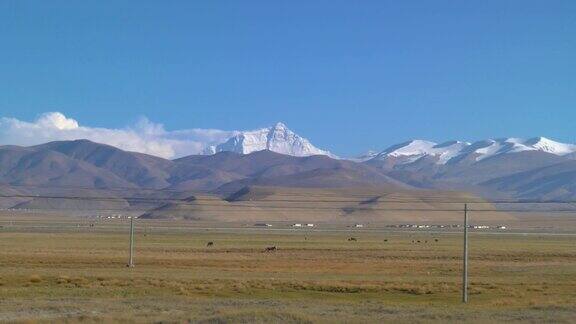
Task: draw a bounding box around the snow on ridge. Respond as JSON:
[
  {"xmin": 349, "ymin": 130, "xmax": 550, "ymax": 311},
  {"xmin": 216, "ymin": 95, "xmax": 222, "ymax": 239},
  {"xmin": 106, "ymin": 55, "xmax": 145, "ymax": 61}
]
[
  {"xmin": 374, "ymin": 140, "xmax": 471, "ymax": 165},
  {"xmin": 370, "ymin": 137, "xmax": 576, "ymax": 165},
  {"xmin": 525, "ymin": 137, "xmax": 576, "ymax": 155},
  {"xmin": 435, "ymin": 141, "xmax": 471, "ymax": 163},
  {"xmin": 470, "ymin": 137, "xmax": 576, "ymax": 161},
  {"xmin": 382, "ymin": 140, "xmax": 438, "ymax": 157}
]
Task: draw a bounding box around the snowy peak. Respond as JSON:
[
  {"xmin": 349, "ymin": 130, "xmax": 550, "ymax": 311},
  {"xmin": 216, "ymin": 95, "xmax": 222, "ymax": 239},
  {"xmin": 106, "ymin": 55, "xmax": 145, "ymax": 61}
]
[
  {"xmin": 381, "ymin": 140, "xmax": 438, "ymax": 157},
  {"xmin": 271, "ymin": 122, "xmax": 288, "ymax": 131},
  {"xmin": 375, "ymin": 140, "xmax": 470, "ymax": 164},
  {"xmin": 524, "ymin": 137, "xmax": 576, "ymax": 155},
  {"xmin": 464, "ymin": 137, "xmax": 576, "ymax": 161},
  {"xmin": 371, "ymin": 137, "xmax": 576, "ymax": 165},
  {"xmin": 215, "ymin": 122, "xmax": 335, "ymax": 157}
]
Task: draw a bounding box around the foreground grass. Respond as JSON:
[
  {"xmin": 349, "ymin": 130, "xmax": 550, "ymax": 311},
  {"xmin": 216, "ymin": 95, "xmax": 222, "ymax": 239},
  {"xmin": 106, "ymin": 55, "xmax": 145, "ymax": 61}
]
[{"xmin": 0, "ymin": 221, "xmax": 575, "ymax": 323}]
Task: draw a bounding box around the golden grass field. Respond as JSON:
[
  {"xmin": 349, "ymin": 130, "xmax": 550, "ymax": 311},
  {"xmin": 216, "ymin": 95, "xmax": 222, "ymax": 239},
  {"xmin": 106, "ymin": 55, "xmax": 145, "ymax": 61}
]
[{"xmin": 0, "ymin": 216, "xmax": 575, "ymax": 323}]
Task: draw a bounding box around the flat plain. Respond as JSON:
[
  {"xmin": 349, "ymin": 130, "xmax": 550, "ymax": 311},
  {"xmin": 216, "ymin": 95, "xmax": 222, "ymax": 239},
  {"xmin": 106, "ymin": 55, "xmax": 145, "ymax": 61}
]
[{"xmin": 0, "ymin": 215, "xmax": 575, "ymax": 323}]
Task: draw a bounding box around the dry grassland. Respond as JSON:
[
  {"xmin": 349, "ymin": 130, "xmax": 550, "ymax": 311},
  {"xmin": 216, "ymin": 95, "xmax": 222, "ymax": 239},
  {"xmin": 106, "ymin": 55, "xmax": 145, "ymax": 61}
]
[{"xmin": 0, "ymin": 218, "xmax": 575, "ymax": 323}]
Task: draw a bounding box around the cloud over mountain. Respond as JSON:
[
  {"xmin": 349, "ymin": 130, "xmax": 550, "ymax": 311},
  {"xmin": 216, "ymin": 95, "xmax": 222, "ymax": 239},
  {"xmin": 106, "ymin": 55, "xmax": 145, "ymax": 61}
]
[
  {"xmin": 0, "ymin": 112, "xmax": 234, "ymax": 159},
  {"xmin": 0, "ymin": 112, "xmax": 335, "ymax": 159}
]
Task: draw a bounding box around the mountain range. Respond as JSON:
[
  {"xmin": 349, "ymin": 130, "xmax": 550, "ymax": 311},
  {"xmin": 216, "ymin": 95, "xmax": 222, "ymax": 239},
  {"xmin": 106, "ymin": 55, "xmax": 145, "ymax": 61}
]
[
  {"xmin": 1, "ymin": 123, "xmax": 576, "ymax": 219},
  {"xmin": 192, "ymin": 122, "xmax": 576, "ymax": 170},
  {"xmin": 362, "ymin": 137, "xmax": 576, "ymax": 200},
  {"xmin": 369, "ymin": 137, "xmax": 576, "ymax": 165}
]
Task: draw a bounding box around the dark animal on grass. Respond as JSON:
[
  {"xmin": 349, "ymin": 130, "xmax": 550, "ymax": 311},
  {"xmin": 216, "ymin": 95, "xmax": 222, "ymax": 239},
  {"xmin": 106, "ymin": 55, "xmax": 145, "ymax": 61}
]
[
  {"xmin": 435, "ymin": 239, "xmax": 439, "ymax": 242},
  {"xmin": 264, "ymin": 246, "xmax": 277, "ymax": 252},
  {"xmin": 384, "ymin": 239, "xmax": 388, "ymax": 242},
  {"xmin": 348, "ymin": 237, "xmax": 357, "ymax": 242},
  {"xmin": 206, "ymin": 242, "xmax": 214, "ymax": 247}
]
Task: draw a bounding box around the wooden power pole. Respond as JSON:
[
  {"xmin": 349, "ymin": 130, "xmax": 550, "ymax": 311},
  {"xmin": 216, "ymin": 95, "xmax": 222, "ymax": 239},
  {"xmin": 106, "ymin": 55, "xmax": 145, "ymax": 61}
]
[
  {"xmin": 127, "ymin": 217, "xmax": 135, "ymax": 268},
  {"xmin": 462, "ymin": 203, "xmax": 468, "ymax": 303}
]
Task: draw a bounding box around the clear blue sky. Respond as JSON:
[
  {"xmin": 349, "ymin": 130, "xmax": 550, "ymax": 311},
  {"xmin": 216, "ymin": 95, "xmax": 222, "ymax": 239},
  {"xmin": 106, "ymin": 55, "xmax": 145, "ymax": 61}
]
[{"xmin": 1, "ymin": 1, "xmax": 575, "ymax": 156}]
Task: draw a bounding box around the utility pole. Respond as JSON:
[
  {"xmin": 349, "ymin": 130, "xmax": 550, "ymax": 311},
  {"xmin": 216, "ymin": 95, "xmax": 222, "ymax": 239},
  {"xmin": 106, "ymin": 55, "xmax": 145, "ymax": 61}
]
[
  {"xmin": 127, "ymin": 216, "xmax": 135, "ymax": 268},
  {"xmin": 462, "ymin": 203, "xmax": 468, "ymax": 303}
]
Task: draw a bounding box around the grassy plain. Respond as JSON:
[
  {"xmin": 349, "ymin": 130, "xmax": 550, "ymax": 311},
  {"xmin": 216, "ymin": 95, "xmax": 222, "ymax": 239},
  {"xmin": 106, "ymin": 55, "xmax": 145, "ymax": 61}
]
[{"xmin": 0, "ymin": 217, "xmax": 575, "ymax": 323}]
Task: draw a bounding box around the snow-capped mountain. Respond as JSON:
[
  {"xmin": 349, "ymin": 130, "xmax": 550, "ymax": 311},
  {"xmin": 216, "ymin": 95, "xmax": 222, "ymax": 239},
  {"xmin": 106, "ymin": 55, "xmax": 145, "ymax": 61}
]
[
  {"xmin": 522, "ymin": 137, "xmax": 576, "ymax": 155},
  {"xmin": 213, "ymin": 122, "xmax": 335, "ymax": 158},
  {"xmin": 371, "ymin": 137, "xmax": 576, "ymax": 165},
  {"xmin": 373, "ymin": 140, "xmax": 470, "ymax": 164}
]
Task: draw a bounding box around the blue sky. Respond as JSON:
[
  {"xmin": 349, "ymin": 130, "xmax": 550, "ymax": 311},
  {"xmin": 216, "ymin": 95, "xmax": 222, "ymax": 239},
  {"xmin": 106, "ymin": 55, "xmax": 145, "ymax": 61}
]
[{"xmin": 1, "ymin": 1, "xmax": 575, "ymax": 156}]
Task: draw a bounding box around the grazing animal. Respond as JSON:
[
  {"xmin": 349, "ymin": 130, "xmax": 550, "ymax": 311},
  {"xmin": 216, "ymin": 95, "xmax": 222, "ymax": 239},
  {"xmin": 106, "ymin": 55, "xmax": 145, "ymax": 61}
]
[
  {"xmin": 417, "ymin": 240, "xmax": 421, "ymax": 243},
  {"xmin": 348, "ymin": 237, "xmax": 357, "ymax": 242},
  {"xmin": 425, "ymin": 240, "xmax": 428, "ymax": 243},
  {"xmin": 264, "ymin": 246, "xmax": 277, "ymax": 252},
  {"xmin": 434, "ymin": 239, "xmax": 439, "ymax": 242},
  {"xmin": 206, "ymin": 242, "xmax": 214, "ymax": 247},
  {"xmin": 384, "ymin": 239, "xmax": 388, "ymax": 242}
]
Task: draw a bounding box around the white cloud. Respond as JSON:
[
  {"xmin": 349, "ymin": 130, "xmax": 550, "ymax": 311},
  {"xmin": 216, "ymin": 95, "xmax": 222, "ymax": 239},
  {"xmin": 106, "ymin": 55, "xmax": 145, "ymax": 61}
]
[{"xmin": 0, "ymin": 112, "xmax": 235, "ymax": 159}]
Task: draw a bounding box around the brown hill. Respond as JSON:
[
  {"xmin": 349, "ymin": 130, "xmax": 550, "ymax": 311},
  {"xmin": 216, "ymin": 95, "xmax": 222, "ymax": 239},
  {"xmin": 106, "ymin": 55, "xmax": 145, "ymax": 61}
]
[
  {"xmin": 0, "ymin": 145, "xmax": 135, "ymax": 189},
  {"xmin": 142, "ymin": 186, "xmax": 511, "ymax": 223},
  {"xmin": 482, "ymin": 160, "xmax": 576, "ymax": 200}
]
